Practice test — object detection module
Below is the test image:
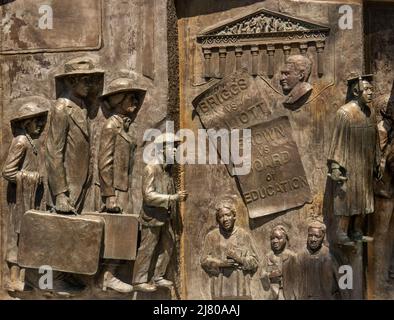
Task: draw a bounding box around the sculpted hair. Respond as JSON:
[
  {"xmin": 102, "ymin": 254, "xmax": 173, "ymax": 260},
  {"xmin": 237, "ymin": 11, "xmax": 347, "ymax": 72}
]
[
  {"xmin": 271, "ymin": 224, "xmax": 289, "ymax": 242},
  {"xmin": 308, "ymin": 221, "xmax": 326, "ymax": 234},
  {"xmin": 286, "ymin": 55, "xmax": 312, "ymax": 81},
  {"xmin": 215, "ymin": 198, "xmax": 237, "ymax": 219}
]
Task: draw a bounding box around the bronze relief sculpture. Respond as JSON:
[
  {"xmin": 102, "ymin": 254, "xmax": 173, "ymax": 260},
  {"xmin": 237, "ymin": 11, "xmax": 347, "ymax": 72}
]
[
  {"xmin": 46, "ymin": 57, "xmax": 104, "ymax": 215},
  {"xmin": 200, "ymin": 199, "xmax": 259, "ymax": 300},
  {"xmin": 98, "ymin": 78, "xmax": 145, "ymax": 214},
  {"xmin": 2, "ymin": 101, "xmax": 48, "ymax": 292},
  {"xmin": 132, "ymin": 133, "xmax": 187, "ymax": 293},
  {"xmin": 260, "ymin": 225, "xmax": 296, "ymax": 300},
  {"xmin": 295, "ymin": 221, "xmax": 340, "ymax": 300},
  {"xmin": 0, "ymin": 0, "xmax": 393, "ymax": 301},
  {"xmin": 96, "ymin": 77, "xmax": 146, "ymax": 293},
  {"xmin": 280, "ymin": 55, "xmax": 313, "ymax": 111},
  {"xmin": 327, "ymin": 75, "xmax": 378, "ymax": 245}
]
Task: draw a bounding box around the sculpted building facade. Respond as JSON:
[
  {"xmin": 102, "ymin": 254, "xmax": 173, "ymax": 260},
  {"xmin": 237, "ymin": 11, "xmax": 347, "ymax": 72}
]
[{"xmin": 0, "ymin": 0, "xmax": 393, "ymax": 299}]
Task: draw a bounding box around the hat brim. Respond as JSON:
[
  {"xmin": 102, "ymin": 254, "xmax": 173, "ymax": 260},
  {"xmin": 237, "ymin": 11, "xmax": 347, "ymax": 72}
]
[
  {"xmin": 347, "ymin": 74, "xmax": 373, "ymax": 84},
  {"xmin": 55, "ymin": 70, "xmax": 105, "ymax": 79},
  {"xmin": 100, "ymin": 88, "xmax": 147, "ymax": 100},
  {"xmin": 10, "ymin": 110, "xmax": 48, "ymax": 124}
]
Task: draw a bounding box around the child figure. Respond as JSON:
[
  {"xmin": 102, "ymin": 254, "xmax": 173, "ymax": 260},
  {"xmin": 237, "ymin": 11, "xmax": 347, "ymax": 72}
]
[{"xmin": 2, "ymin": 101, "xmax": 48, "ymax": 292}]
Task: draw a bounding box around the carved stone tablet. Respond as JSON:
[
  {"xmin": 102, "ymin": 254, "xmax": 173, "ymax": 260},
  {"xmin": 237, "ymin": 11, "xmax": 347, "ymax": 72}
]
[
  {"xmin": 238, "ymin": 116, "xmax": 312, "ymax": 218},
  {"xmin": 18, "ymin": 210, "xmax": 104, "ymax": 275},
  {"xmin": 83, "ymin": 212, "xmax": 139, "ymax": 260},
  {"xmin": 192, "ymin": 69, "xmax": 272, "ymax": 130}
]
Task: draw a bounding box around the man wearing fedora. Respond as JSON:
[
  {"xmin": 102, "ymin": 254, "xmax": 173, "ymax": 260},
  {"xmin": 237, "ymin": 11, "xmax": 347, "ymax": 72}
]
[
  {"xmin": 133, "ymin": 133, "xmax": 188, "ymax": 293},
  {"xmin": 46, "ymin": 56, "xmax": 104, "ymax": 214},
  {"xmin": 97, "ymin": 78, "xmax": 145, "ymax": 293},
  {"xmin": 2, "ymin": 100, "xmax": 48, "ymax": 292}
]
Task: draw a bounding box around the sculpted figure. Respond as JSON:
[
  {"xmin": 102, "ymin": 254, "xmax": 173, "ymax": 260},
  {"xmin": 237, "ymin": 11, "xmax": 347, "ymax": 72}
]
[
  {"xmin": 98, "ymin": 78, "xmax": 145, "ymax": 214},
  {"xmin": 260, "ymin": 225, "xmax": 297, "ymax": 300},
  {"xmin": 374, "ymin": 103, "xmax": 394, "ymax": 282},
  {"xmin": 46, "ymin": 57, "xmax": 103, "ymax": 214},
  {"xmin": 280, "ymin": 55, "xmax": 313, "ymax": 110},
  {"xmin": 328, "ymin": 75, "xmax": 378, "ymax": 245},
  {"xmin": 96, "ymin": 78, "xmax": 146, "ymax": 293},
  {"xmin": 296, "ymin": 221, "xmax": 340, "ymax": 300},
  {"xmin": 2, "ymin": 101, "xmax": 48, "ymax": 292},
  {"xmin": 132, "ymin": 133, "xmax": 188, "ymax": 292},
  {"xmin": 200, "ymin": 199, "xmax": 259, "ymax": 300}
]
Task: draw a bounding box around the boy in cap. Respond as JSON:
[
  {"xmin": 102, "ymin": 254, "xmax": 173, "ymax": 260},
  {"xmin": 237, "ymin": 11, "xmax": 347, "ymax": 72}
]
[{"xmin": 2, "ymin": 100, "xmax": 48, "ymax": 292}]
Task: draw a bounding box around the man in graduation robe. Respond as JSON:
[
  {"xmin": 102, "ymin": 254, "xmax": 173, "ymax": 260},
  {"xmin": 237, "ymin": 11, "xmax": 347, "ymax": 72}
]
[{"xmin": 327, "ymin": 75, "xmax": 379, "ymax": 244}]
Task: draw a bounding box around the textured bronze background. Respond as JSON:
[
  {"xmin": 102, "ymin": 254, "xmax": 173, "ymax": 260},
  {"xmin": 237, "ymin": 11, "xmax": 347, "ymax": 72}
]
[
  {"xmin": 18, "ymin": 211, "xmax": 104, "ymax": 275},
  {"xmin": 0, "ymin": 0, "xmax": 102, "ymax": 53}
]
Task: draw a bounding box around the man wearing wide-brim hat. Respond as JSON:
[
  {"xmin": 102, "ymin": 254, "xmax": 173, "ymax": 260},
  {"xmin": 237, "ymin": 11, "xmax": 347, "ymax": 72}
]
[
  {"xmin": 2, "ymin": 100, "xmax": 49, "ymax": 292},
  {"xmin": 132, "ymin": 132, "xmax": 188, "ymax": 292},
  {"xmin": 97, "ymin": 78, "xmax": 145, "ymax": 293},
  {"xmin": 46, "ymin": 56, "xmax": 104, "ymax": 214},
  {"xmin": 99, "ymin": 77, "xmax": 146, "ymax": 214}
]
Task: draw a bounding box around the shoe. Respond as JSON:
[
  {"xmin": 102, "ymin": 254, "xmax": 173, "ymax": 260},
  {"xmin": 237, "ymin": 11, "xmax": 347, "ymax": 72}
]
[
  {"xmin": 154, "ymin": 278, "xmax": 173, "ymax": 287},
  {"xmin": 133, "ymin": 282, "xmax": 157, "ymax": 292},
  {"xmin": 360, "ymin": 236, "xmax": 374, "ymax": 242},
  {"xmin": 45, "ymin": 273, "xmax": 85, "ymax": 297},
  {"xmin": 102, "ymin": 271, "xmax": 133, "ymax": 293},
  {"xmin": 51, "ymin": 279, "xmax": 83, "ymax": 297}
]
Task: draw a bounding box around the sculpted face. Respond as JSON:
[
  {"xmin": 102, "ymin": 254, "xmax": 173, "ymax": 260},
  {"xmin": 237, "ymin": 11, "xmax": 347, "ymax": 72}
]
[
  {"xmin": 270, "ymin": 229, "xmax": 287, "ymax": 254},
  {"xmin": 119, "ymin": 93, "xmax": 140, "ymax": 117},
  {"xmin": 280, "ymin": 63, "xmax": 302, "ymax": 93},
  {"xmin": 73, "ymin": 76, "xmax": 91, "ymax": 98},
  {"xmin": 24, "ymin": 116, "xmax": 46, "ymax": 138},
  {"xmin": 360, "ymin": 81, "xmax": 373, "ymax": 105},
  {"xmin": 217, "ymin": 207, "xmax": 236, "ymax": 232},
  {"xmin": 307, "ymin": 227, "xmax": 324, "ymax": 252}
]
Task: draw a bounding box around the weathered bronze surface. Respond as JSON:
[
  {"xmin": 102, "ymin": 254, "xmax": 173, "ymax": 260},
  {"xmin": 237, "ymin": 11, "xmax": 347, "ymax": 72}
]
[
  {"xmin": 0, "ymin": 0, "xmax": 393, "ymax": 300},
  {"xmin": 200, "ymin": 199, "xmax": 259, "ymax": 300},
  {"xmin": 83, "ymin": 212, "xmax": 139, "ymax": 261},
  {"xmin": 238, "ymin": 116, "xmax": 312, "ymax": 218},
  {"xmin": 193, "ymin": 70, "xmax": 272, "ymax": 130},
  {"xmin": 18, "ymin": 211, "xmax": 104, "ymax": 275}
]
